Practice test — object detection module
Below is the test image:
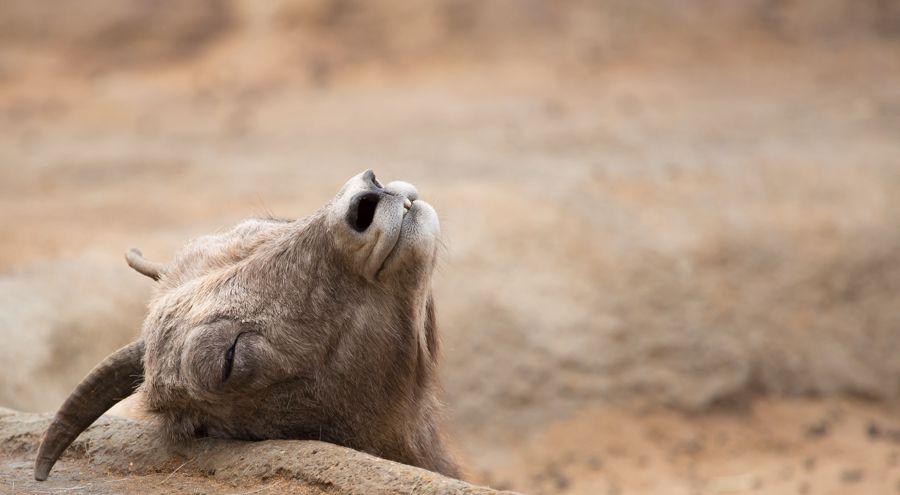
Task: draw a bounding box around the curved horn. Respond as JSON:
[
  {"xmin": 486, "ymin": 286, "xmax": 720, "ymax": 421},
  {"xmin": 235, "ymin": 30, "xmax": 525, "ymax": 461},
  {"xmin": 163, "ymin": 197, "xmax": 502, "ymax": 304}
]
[
  {"xmin": 34, "ymin": 340, "xmax": 145, "ymax": 481},
  {"xmin": 125, "ymin": 248, "xmax": 164, "ymax": 281}
]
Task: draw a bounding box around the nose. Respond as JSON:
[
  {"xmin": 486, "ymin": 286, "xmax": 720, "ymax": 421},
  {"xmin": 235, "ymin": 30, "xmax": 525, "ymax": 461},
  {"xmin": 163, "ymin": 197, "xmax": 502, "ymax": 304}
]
[
  {"xmin": 384, "ymin": 181, "xmax": 418, "ymax": 203},
  {"xmin": 362, "ymin": 169, "xmax": 383, "ymax": 189}
]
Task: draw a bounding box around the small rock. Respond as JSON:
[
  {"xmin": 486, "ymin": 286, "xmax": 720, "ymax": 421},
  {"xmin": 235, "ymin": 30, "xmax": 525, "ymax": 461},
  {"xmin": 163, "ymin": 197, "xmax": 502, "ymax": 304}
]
[
  {"xmin": 544, "ymin": 463, "xmax": 570, "ymax": 491},
  {"xmin": 803, "ymin": 456, "xmax": 817, "ymax": 472},
  {"xmin": 805, "ymin": 420, "xmax": 829, "ymax": 439},
  {"xmin": 840, "ymin": 468, "xmax": 864, "ymax": 483},
  {"xmin": 553, "ymin": 474, "xmax": 571, "ymax": 491},
  {"xmin": 869, "ymin": 421, "xmax": 881, "ymax": 439},
  {"xmin": 868, "ymin": 422, "xmax": 900, "ymax": 443}
]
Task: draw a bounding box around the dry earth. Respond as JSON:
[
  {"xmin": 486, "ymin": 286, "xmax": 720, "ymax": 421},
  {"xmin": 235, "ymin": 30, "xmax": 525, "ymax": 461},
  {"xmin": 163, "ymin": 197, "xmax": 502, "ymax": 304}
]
[
  {"xmin": 0, "ymin": 408, "xmax": 509, "ymax": 495},
  {"xmin": 1, "ymin": 1, "xmax": 900, "ymax": 494}
]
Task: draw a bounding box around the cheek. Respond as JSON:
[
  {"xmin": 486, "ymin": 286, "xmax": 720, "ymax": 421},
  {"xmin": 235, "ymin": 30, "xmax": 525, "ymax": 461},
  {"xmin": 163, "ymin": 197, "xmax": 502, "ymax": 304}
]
[
  {"xmin": 181, "ymin": 332, "xmax": 227, "ymax": 393},
  {"xmin": 326, "ymin": 219, "xmax": 374, "ymax": 274},
  {"xmin": 330, "ymin": 222, "xmax": 367, "ymax": 254}
]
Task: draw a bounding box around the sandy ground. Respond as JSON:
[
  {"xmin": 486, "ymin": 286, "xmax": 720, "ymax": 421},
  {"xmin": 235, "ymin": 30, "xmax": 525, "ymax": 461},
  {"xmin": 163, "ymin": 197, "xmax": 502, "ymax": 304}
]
[
  {"xmin": 2, "ymin": 2, "xmax": 900, "ymax": 494},
  {"xmin": 465, "ymin": 398, "xmax": 900, "ymax": 495},
  {"xmin": 5, "ymin": 400, "xmax": 900, "ymax": 495},
  {"xmin": 2, "ymin": 462, "xmax": 323, "ymax": 495}
]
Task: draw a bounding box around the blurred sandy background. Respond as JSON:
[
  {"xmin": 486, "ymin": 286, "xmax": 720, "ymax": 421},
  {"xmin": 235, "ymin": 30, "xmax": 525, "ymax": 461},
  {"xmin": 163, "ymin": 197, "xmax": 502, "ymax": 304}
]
[{"xmin": 1, "ymin": 1, "xmax": 900, "ymax": 494}]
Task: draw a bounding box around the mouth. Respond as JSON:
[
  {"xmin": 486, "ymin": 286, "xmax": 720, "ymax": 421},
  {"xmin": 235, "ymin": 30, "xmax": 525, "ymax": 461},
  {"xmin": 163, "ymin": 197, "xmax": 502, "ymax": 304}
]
[
  {"xmin": 340, "ymin": 170, "xmax": 430, "ymax": 282},
  {"xmin": 374, "ymin": 199, "xmax": 414, "ymax": 279}
]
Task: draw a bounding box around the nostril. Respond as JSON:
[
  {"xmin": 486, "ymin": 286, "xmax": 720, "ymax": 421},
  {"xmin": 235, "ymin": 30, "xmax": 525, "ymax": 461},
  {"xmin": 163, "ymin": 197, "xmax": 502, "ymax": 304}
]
[
  {"xmin": 349, "ymin": 193, "xmax": 380, "ymax": 232},
  {"xmin": 364, "ymin": 169, "xmax": 383, "ymax": 188}
]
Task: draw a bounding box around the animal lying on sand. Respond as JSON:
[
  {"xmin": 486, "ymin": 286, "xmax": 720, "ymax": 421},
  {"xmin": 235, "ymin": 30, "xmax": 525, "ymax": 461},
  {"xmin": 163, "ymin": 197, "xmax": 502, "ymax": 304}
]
[{"xmin": 35, "ymin": 170, "xmax": 460, "ymax": 480}]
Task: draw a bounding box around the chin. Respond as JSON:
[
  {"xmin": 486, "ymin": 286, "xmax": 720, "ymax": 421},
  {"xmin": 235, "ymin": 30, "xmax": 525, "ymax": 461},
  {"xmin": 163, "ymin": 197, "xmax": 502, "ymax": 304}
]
[{"xmin": 377, "ymin": 200, "xmax": 440, "ymax": 284}]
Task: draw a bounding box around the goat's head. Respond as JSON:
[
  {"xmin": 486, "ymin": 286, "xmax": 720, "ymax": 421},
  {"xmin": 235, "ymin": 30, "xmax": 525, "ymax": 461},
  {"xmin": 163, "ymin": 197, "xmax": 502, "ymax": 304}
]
[{"xmin": 35, "ymin": 170, "xmax": 450, "ymax": 480}]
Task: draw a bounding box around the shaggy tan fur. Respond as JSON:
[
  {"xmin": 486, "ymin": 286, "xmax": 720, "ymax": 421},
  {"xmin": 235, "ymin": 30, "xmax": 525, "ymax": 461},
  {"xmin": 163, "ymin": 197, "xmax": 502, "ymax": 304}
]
[{"xmin": 38, "ymin": 170, "xmax": 459, "ymax": 479}]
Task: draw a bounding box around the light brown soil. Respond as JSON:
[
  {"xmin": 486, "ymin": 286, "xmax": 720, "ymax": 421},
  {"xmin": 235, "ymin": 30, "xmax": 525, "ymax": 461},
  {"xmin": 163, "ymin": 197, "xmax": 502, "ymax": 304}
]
[
  {"xmin": 2, "ymin": 2, "xmax": 900, "ymax": 494},
  {"xmin": 463, "ymin": 398, "xmax": 900, "ymax": 495}
]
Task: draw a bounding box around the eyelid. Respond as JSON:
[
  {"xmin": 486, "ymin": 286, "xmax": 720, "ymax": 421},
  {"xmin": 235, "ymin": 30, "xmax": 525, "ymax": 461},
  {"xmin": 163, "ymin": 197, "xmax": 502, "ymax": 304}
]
[{"xmin": 222, "ymin": 332, "xmax": 244, "ymax": 382}]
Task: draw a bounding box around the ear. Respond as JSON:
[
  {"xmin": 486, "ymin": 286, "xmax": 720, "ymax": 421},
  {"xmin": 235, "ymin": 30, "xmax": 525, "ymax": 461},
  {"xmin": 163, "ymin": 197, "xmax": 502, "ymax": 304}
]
[{"xmin": 125, "ymin": 248, "xmax": 165, "ymax": 281}]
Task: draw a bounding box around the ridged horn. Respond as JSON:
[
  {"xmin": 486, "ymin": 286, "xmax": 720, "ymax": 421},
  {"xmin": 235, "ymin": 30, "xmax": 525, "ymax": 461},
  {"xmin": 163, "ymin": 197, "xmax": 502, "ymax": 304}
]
[
  {"xmin": 34, "ymin": 340, "xmax": 145, "ymax": 481},
  {"xmin": 125, "ymin": 248, "xmax": 164, "ymax": 281}
]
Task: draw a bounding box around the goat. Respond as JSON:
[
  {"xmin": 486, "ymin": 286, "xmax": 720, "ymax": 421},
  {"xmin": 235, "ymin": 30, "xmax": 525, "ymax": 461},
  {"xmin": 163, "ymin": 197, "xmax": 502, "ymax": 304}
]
[{"xmin": 34, "ymin": 170, "xmax": 460, "ymax": 480}]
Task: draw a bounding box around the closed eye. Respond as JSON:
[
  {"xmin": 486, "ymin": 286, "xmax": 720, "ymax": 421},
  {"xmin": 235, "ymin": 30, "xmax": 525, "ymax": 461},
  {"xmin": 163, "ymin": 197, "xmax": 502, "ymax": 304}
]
[{"xmin": 222, "ymin": 333, "xmax": 242, "ymax": 382}]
